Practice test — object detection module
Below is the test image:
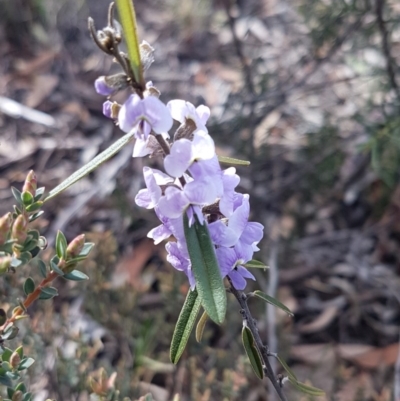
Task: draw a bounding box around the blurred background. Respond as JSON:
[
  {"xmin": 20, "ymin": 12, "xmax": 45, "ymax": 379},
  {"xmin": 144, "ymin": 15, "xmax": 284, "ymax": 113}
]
[{"xmin": 0, "ymin": 0, "xmax": 400, "ymax": 399}]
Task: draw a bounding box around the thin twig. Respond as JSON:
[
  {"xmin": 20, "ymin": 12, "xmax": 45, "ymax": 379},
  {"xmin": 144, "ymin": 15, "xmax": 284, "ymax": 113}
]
[
  {"xmin": 375, "ymin": 0, "xmax": 400, "ymax": 101},
  {"xmin": 267, "ymin": 240, "xmax": 279, "ymax": 401},
  {"xmin": 228, "ymin": 279, "xmax": 289, "ymax": 401}
]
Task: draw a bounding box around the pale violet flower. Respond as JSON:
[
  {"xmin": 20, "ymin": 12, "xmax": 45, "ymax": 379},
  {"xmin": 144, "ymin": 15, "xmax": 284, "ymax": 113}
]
[
  {"xmin": 167, "ymin": 100, "xmax": 210, "ymax": 132},
  {"xmin": 118, "ymin": 94, "xmax": 172, "ymax": 140},
  {"xmin": 216, "ymin": 246, "xmax": 255, "ymax": 290},
  {"xmin": 164, "ymin": 130, "xmax": 215, "ymax": 177}
]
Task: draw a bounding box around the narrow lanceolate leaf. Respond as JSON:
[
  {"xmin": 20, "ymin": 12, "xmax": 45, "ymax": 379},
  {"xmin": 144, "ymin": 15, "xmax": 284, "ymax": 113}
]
[
  {"xmin": 241, "ymin": 325, "xmax": 264, "ymax": 380},
  {"xmin": 277, "ymin": 355, "xmax": 297, "ymax": 381},
  {"xmin": 288, "ymin": 377, "xmax": 325, "ymax": 397},
  {"xmin": 243, "ymin": 259, "xmax": 269, "ymax": 269},
  {"xmin": 195, "ymin": 310, "xmax": 208, "ymax": 343},
  {"xmin": 115, "ymin": 0, "xmax": 143, "ymax": 85},
  {"xmin": 217, "ymin": 155, "xmax": 250, "ymax": 166},
  {"xmin": 43, "ymin": 130, "xmax": 136, "ymax": 202},
  {"xmin": 170, "ymin": 289, "xmax": 201, "ymax": 364},
  {"xmin": 183, "ymin": 214, "xmax": 226, "ymax": 324},
  {"xmin": 253, "ymin": 290, "xmax": 294, "ymax": 317}
]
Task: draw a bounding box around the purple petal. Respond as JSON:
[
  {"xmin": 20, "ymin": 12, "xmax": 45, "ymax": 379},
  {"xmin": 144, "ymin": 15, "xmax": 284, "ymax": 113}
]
[
  {"xmin": 228, "ymin": 195, "xmax": 250, "ymax": 238},
  {"xmin": 103, "ymin": 100, "xmax": 113, "ymax": 119},
  {"xmin": 228, "ymin": 269, "xmax": 247, "ymax": 290},
  {"xmin": 135, "ymin": 188, "xmax": 153, "ymax": 209},
  {"xmin": 147, "ymin": 224, "xmax": 172, "ymax": 244},
  {"xmin": 95, "ymin": 76, "xmax": 115, "ymax": 96},
  {"xmin": 196, "ymin": 105, "xmax": 210, "ymax": 125},
  {"xmin": 142, "ymin": 96, "xmax": 173, "ymax": 134},
  {"xmin": 240, "ymin": 222, "xmax": 264, "ymax": 245},
  {"xmin": 220, "ymin": 168, "xmax": 240, "ymax": 217},
  {"xmin": 158, "ymin": 186, "xmax": 189, "ymax": 219},
  {"xmin": 216, "ymin": 247, "xmax": 237, "ymax": 277},
  {"xmin": 118, "ymin": 94, "xmax": 143, "ymax": 133},
  {"xmin": 236, "ymin": 265, "xmax": 256, "ymax": 281},
  {"xmin": 132, "ymin": 137, "xmax": 151, "ymax": 157},
  {"xmin": 184, "ymin": 179, "xmax": 217, "ymax": 206},
  {"xmin": 167, "ymin": 99, "xmax": 187, "ymax": 123},
  {"xmin": 192, "ymin": 130, "xmax": 215, "ymax": 160},
  {"xmin": 208, "ymin": 220, "xmax": 238, "ymax": 247},
  {"xmin": 164, "ymin": 139, "xmax": 193, "ymax": 177}
]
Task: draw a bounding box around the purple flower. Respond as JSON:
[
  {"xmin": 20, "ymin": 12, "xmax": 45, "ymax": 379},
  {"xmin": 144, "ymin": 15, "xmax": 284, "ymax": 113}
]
[
  {"xmin": 118, "ymin": 94, "xmax": 172, "ymax": 140},
  {"xmin": 95, "ymin": 76, "xmax": 115, "ymax": 96},
  {"xmin": 135, "ymin": 167, "xmax": 173, "ymax": 210},
  {"xmin": 132, "ymin": 132, "xmax": 170, "ymax": 158},
  {"xmin": 216, "ymin": 246, "xmax": 255, "ymax": 290},
  {"xmin": 164, "ymin": 130, "xmax": 215, "ymax": 177},
  {"xmin": 167, "ymin": 100, "xmax": 210, "ymax": 132},
  {"xmin": 166, "ymin": 241, "xmax": 195, "ymax": 289},
  {"xmin": 220, "ymin": 167, "xmax": 240, "ymax": 217}
]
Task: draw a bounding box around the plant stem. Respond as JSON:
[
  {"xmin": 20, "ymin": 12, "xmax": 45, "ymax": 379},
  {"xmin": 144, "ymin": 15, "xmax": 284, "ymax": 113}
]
[
  {"xmin": 0, "ymin": 270, "xmax": 59, "ymax": 330},
  {"xmin": 228, "ymin": 279, "xmax": 289, "ymax": 401}
]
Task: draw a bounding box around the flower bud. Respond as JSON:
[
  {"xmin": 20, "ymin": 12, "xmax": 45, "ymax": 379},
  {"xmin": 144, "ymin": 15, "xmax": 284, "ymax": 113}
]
[
  {"xmin": 103, "ymin": 101, "xmax": 121, "ymax": 119},
  {"xmin": 95, "ymin": 76, "xmax": 116, "ymax": 96},
  {"xmin": 0, "ymin": 212, "xmax": 12, "ymax": 245},
  {"xmin": 0, "ymin": 256, "xmax": 12, "ymax": 275},
  {"xmin": 12, "ymin": 390, "xmax": 23, "ymax": 401},
  {"xmin": 11, "ymin": 215, "xmax": 28, "ymax": 244},
  {"xmin": 10, "ymin": 351, "xmax": 21, "ymax": 369},
  {"xmin": 66, "ymin": 234, "xmax": 85, "ymax": 259},
  {"xmin": 22, "ymin": 170, "xmax": 37, "ymax": 196}
]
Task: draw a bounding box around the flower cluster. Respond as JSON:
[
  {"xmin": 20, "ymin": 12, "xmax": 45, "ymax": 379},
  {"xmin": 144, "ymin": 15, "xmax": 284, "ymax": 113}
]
[{"xmin": 95, "ymin": 50, "xmax": 263, "ymax": 291}]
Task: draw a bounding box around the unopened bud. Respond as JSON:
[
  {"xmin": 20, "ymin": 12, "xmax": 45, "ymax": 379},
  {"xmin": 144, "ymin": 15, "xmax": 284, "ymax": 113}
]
[
  {"xmin": 0, "ymin": 212, "xmax": 13, "ymax": 245},
  {"xmin": 66, "ymin": 234, "xmax": 85, "ymax": 259},
  {"xmin": 0, "ymin": 256, "xmax": 12, "ymax": 275},
  {"xmin": 103, "ymin": 100, "xmax": 121, "ymax": 119},
  {"xmin": 22, "ymin": 170, "xmax": 37, "ymax": 196},
  {"xmin": 144, "ymin": 81, "xmax": 160, "ymax": 98},
  {"xmin": 11, "ymin": 215, "xmax": 28, "ymax": 244},
  {"xmin": 12, "ymin": 390, "xmax": 23, "ymax": 401},
  {"xmin": 10, "ymin": 351, "xmax": 21, "ymax": 369}
]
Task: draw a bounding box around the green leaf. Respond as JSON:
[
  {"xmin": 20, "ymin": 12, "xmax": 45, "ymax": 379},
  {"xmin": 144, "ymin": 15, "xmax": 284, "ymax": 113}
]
[
  {"xmin": 0, "ymin": 373, "xmax": 13, "ymax": 387},
  {"xmin": 55, "ymin": 231, "xmax": 67, "ymax": 259},
  {"xmin": 23, "ymin": 277, "xmax": 35, "ymax": 295},
  {"xmin": 78, "ymin": 242, "xmax": 95, "ymax": 257},
  {"xmin": 243, "ymin": 259, "xmax": 269, "ymax": 269},
  {"xmin": 1, "ymin": 347, "xmax": 13, "ymax": 362},
  {"xmin": 23, "ymin": 393, "xmax": 32, "ymax": 401},
  {"xmin": 11, "ymin": 187, "xmax": 23, "ymax": 207},
  {"xmin": 25, "ymin": 201, "xmax": 43, "ymax": 213},
  {"xmin": 277, "ymin": 355, "xmax": 297, "ymax": 381},
  {"xmin": 115, "ymin": 0, "xmax": 143, "ymax": 85},
  {"xmin": 50, "ymin": 259, "xmax": 64, "ymax": 276},
  {"xmin": 43, "ymin": 130, "xmax": 136, "ymax": 202},
  {"xmin": 288, "ymin": 377, "xmax": 325, "ymax": 396},
  {"xmin": 2, "ymin": 326, "xmax": 19, "ymax": 340},
  {"xmin": 18, "ymin": 357, "xmax": 35, "ymax": 371},
  {"xmin": 37, "ymin": 260, "xmax": 47, "ymax": 278},
  {"xmin": 7, "ymin": 387, "xmax": 15, "ymax": 399},
  {"xmin": 241, "ymin": 326, "xmax": 264, "ymax": 380},
  {"xmin": 183, "ymin": 214, "xmax": 226, "ymax": 324},
  {"xmin": 252, "ymin": 290, "xmax": 294, "ymax": 317},
  {"xmin": 63, "ymin": 270, "xmax": 89, "ymax": 281},
  {"xmin": 39, "ymin": 287, "xmax": 58, "ymax": 300},
  {"xmin": 195, "ymin": 310, "xmax": 208, "ymax": 343},
  {"xmin": 21, "ymin": 191, "xmax": 33, "ymax": 206},
  {"xmin": 28, "ymin": 211, "xmax": 44, "ymax": 222},
  {"xmin": 0, "ymin": 308, "xmax": 6, "ymax": 326},
  {"xmin": 15, "ymin": 382, "xmax": 27, "ymax": 393},
  {"xmin": 170, "ymin": 289, "xmax": 201, "ymax": 364},
  {"xmin": 34, "ymin": 187, "xmax": 45, "ymax": 202},
  {"xmin": 217, "ymin": 155, "xmax": 250, "ymax": 166}
]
